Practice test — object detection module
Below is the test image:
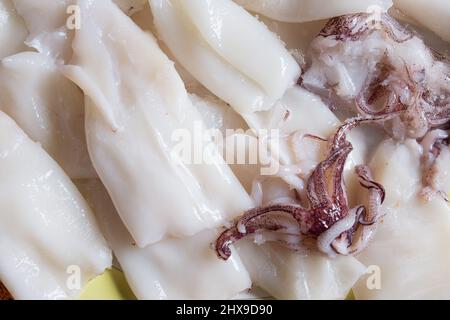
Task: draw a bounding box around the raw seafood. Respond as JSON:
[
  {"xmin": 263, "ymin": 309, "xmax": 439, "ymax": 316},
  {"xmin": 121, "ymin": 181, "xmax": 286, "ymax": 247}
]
[
  {"xmin": 216, "ymin": 117, "xmax": 388, "ymax": 259},
  {"xmin": 237, "ymin": 240, "xmax": 366, "ymax": 300},
  {"xmin": 114, "ymin": 0, "xmax": 147, "ymax": 15},
  {"xmin": 12, "ymin": 0, "xmax": 74, "ymax": 62},
  {"xmin": 0, "ymin": 112, "xmax": 111, "ymax": 300},
  {"xmin": 234, "ymin": 0, "xmax": 392, "ymax": 23},
  {"xmin": 394, "ymin": 0, "xmax": 450, "ymax": 42},
  {"xmin": 220, "ymin": 93, "xmax": 369, "ymax": 299},
  {"xmin": 0, "ymin": 0, "xmax": 27, "ymax": 59},
  {"xmin": 0, "ymin": 282, "xmax": 12, "ymax": 300},
  {"xmin": 77, "ymin": 179, "xmax": 251, "ymax": 300},
  {"xmin": 150, "ymin": 0, "xmax": 301, "ymax": 114},
  {"xmin": 63, "ymin": 0, "xmax": 253, "ymax": 247},
  {"xmin": 353, "ymin": 139, "xmax": 450, "ymax": 299},
  {"xmin": 420, "ymin": 129, "xmax": 450, "ymax": 200},
  {"xmin": 0, "ymin": 52, "xmax": 96, "ymax": 178},
  {"xmin": 12, "ymin": 0, "xmax": 154, "ymax": 62}
]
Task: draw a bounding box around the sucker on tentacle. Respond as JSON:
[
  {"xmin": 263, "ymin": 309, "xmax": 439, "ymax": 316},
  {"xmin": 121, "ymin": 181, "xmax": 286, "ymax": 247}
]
[{"xmin": 215, "ymin": 116, "xmax": 389, "ymax": 260}]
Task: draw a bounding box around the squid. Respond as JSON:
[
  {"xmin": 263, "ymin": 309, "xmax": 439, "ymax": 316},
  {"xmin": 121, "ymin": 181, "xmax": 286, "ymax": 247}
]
[
  {"xmin": 0, "ymin": 111, "xmax": 111, "ymax": 300},
  {"xmin": 302, "ymin": 13, "xmax": 450, "ymax": 199},
  {"xmin": 220, "ymin": 101, "xmax": 369, "ymax": 299},
  {"xmin": 393, "ymin": 0, "xmax": 450, "ymax": 43},
  {"xmin": 234, "ymin": 0, "xmax": 392, "ymax": 23},
  {"xmin": 225, "ymin": 120, "xmax": 366, "ymax": 300},
  {"xmin": 11, "ymin": 0, "xmax": 154, "ymax": 62},
  {"xmin": 63, "ymin": 0, "xmax": 253, "ymax": 247},
  {"xmin": 255, "ymin": 16, "xmax": 328, "ymax": 56},
  {"xmin": 420, "ymin": 129, "xmax": 450, "ymax": 201},
  {"xmin": 76, "ymin": 179, "xmax": 252, "ymax": 300},
  {"xmin": 0, "ymin": 52, "xmax": 96, "ymax": 178},
  {"xmin": 149, "ymin": 0, "xmax": 301, "ymax": 115},
  {"xmin": 12, "ymin": 0, "xmax": 75, "ymax": 62},
  {"xmin": 113, "ymin": 0, "xmax": 147, "ymax": 15},
  {"xmin": 189, "ymin": 93, "xmax": 249, "ymax": 136},
  {"xmin": 150, "ymin": 2, "xmax": 354, "ymax": 207},
  {"xmin": 0, "ymin": 0, "xmax": 28, "ymax": 59},
  {"xmin": 353, "ymin": 139, "xmax": 450, "ymax": 299},
  {"xmin": 216, "ymin": 116, "xmax": 389, "ymax": 261},
  {"xmin": 149, "ymin": 1, "xmax": 374, "ymax": 193},
  {"xmin": 302, "ymin": 13, "xmax": 450, "ymax": 140},
  {"xmin": 236, "ymin": 240, "xmax": 366, "ymax": 300}
]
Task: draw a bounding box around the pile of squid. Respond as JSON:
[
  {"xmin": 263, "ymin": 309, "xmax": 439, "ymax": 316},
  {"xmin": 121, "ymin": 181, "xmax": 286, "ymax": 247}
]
[{"xmin": 216, "ymin": 12, "xmax": 450, "ymax": 259}]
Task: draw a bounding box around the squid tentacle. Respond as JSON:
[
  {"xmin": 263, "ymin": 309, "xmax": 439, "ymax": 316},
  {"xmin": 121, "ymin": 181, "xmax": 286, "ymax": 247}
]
[
  {"xmin": 331, "ymin": 166, "xmax": 385, "ymax": 255},
  {"xmin": 215, "ymin": 205, "xmax": 308, "ymax": 260},
  {"xmin": 420, "ymin": 129, "xmax": 450, "ymax": 201},
  {"xmin": 215, "ymin": 117, "xmax": 387, "ymax": 259}
]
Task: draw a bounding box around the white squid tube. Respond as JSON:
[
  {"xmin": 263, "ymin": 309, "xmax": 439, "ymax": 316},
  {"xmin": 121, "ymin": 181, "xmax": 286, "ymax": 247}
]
[
  {"xmin": 150, "ymin": 0, "xmax": 301, "ymax": 115},
  {"xmin": 244, "ymin": 86, "xmax": 370, "ymax": 206},
  {"xmin": 63, "ymin": 0, "xmax": 253, "ymax": 247},
  {"xmin": 0, "ymin": 112, "xmax": 112, "ymax": 300},
  {"xmin": 77, "ymin": 179, "xmax": 252, "ymax": 300},
  {"xmin": 393, "ymin": 0, "xmax": 450, "ymax": 43},
  {"xmin": 237, "ymin": 240, "xmax": 366, "ymax": 300},
  {"xmin": 0, "ymin": 52, "xmax": 96, "ymax": 179},
  {"xmin": 149, "ymin": 1, "xmax": 370, "ymax": 299}
]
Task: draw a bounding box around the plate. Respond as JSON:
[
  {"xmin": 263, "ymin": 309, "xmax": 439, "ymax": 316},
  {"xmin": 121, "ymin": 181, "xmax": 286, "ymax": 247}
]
[{"xmin": 79, "ymin": 268, "xmax": 136, "ymax": 300}]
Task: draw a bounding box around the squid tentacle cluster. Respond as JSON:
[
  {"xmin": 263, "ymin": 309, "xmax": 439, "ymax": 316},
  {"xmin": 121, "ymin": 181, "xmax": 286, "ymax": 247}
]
[
  {"xmin": 307, "ymin": 13, "xmax": 450, "ymax": 140},
  {"xmin": 304, "ymin": 12, "xmax": 450, "ymax": 200},
  {"xmin": 319, "ymin": 12, "xmax": 413, "ymax": 43},
  {"xmin": 216, "ymin": 116, "xmax": 390, "ymax": 260}
]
